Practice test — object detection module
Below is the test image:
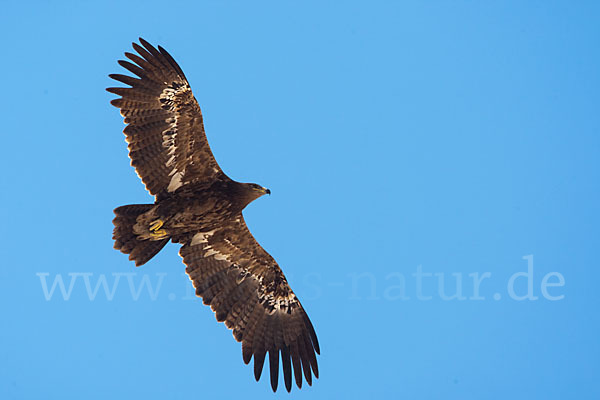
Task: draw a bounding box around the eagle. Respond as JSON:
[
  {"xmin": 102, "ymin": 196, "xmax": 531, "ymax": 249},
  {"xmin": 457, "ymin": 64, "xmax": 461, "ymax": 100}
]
[{"xmin": 108, "ymin": 38, "xmax": 319, "ymax": 392}]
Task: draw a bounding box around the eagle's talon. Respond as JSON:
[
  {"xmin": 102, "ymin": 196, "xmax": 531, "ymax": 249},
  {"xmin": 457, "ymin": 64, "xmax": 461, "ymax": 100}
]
[
  {"xmin": 150, "ymin": 229, "xmax": 167, "ymax": 239},
  {"xmin": 149, "ymin": 219, "xmax": 163, "ymax": 232}
]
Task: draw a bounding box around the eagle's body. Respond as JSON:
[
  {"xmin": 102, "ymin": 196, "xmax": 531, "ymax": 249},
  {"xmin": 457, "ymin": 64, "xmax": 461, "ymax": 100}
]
[
  {"xmin": 129, "ymin": 180, "xmax": 261, "ymax": 243},
  {"xmin": 108, "ymin": 38, "xmax": 319, "ymax": 392}
]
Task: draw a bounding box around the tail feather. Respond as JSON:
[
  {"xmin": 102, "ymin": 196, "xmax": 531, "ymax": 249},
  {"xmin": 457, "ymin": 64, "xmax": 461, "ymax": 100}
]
[{"xmin": 113, "ymin": 204, "xmax": 169, "ymax": 266}]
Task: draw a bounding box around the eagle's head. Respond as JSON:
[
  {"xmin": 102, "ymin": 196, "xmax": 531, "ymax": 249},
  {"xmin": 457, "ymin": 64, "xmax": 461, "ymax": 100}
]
[
  {"xmin": 232, "ymin": 181, "xmax": 270, "ymax": 208},
  {"xmin": 247, "ymin": 183, "xmax": 271, "ymax": 198}
]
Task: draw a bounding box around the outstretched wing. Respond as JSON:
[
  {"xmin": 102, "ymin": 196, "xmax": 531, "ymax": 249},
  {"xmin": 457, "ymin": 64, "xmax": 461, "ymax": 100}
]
[
  {"xmin": 107, "ymin": 38, "xmax": 225, "ymax": 198},
  {"xmin": 178, "ymin": 215, "xmax": 320, "ymax": 392}
]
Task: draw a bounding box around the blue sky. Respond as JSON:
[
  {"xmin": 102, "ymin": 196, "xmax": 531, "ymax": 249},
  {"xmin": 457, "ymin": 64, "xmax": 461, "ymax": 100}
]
[{"xmin": 1, "ymin": 1, "xmax": 599, "ymax": 399}]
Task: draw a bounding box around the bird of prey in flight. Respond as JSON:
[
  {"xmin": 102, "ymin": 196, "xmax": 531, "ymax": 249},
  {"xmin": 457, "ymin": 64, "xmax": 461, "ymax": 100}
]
[{"xmin": 108, "ymin": 38, "xmax": 319, "ymax": 392}]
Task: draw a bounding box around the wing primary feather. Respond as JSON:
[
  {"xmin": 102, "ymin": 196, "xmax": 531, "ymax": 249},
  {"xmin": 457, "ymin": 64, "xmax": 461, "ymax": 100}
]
[
  {"xmin": 242, "ymin": 340, "xmax": 253, "ymax": 365},
  {"xmin": 240, "ymin": 305, "xmax": 263, "ymax": 364},
  {"xmin": 303, "ymin": 331, "xmax": 319, "ymax": 378},
  {"xmin": 290, "ymin": 341, "xmax": 303, "ymax": 389},
  {"xmin": 297, "ymin": 334, "xmax": 313, "ymax": 386},
  {"xmin": 106, "ymin": 87, "xmax": 134, "ymax": 97},
  {"xmin": 132, "ymin": 41, "xmax": 162, "ymax": 69},
  {"xmin": 138, "ymin": 38, "xmax": 172, "ymax": 71},
  {"xmin": 253, "ymin": 349, "xmax": 266, "ymax": 382},
  {"xmin": 109, "ymin": 73, "xmax": 143, "ymax": 88},
  {"xmin": 158, "ymin": 45, "xmax": 188, "ymax": 80},
  {"xmin": 303, "ymin": 313, "xmax": 321, "ymax": 354},
  {"xmin": 117, "ymin": 60, "xmax": 148, "ymax": 79},
  {"xmin": 252, "ymin": 315, "xmax": 267, "ymax": 381},
  {"xmin": 268, "ymin": 348, "xmax": 279, "ymax": 392},
  {"xmin": 124, "ymin": 52, "xmax": 151, "ymax": 68},
  {"xmin": 281, "ymin": 345, "xmax": 293, "ymax": 392}
]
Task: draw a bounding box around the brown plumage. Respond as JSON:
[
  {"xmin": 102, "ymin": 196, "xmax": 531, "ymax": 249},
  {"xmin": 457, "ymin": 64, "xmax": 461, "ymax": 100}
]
[{"xmin": 108, "ymin": 38, "xmax": 319, "ymax": 392}]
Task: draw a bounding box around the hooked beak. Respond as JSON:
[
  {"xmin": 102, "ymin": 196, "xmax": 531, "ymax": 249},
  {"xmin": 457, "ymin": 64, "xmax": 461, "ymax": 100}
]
[{"xmin": 264, "ymin": 188, "xmax": 271, "ymax": 195}]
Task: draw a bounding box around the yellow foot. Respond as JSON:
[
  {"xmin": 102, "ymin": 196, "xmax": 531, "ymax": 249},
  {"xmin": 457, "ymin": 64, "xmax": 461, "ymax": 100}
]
[
  {"xmin": 150, "ymin": 229, "xmax": 168, "ymax": 239},
  {"xmin": 149, "ymin": 219, "xmax": 167, "ymax": 239},
  {"xmin": 149, "ymin": 219, "xmax": 164, "ymax": 232}
]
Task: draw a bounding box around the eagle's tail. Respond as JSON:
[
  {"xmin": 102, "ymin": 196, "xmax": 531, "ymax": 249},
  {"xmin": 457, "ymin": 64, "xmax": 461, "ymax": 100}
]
[{"xmin": 112, "ymin": 204, "xmax": 169, "ymax": 267}]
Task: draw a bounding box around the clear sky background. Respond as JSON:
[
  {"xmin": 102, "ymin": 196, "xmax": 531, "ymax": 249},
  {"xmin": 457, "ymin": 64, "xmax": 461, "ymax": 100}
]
[{"xmin": 1, "ymin": 1, "xmax": 599, "ymax": 399}]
